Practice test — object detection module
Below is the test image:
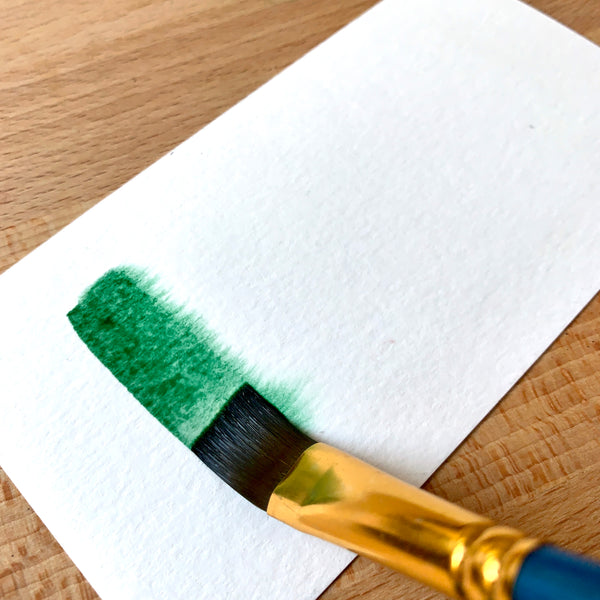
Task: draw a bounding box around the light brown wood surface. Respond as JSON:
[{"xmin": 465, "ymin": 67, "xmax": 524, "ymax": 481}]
[{"xmin": 1, "ymin": 1, "xmax": 599, "ymax": 598}]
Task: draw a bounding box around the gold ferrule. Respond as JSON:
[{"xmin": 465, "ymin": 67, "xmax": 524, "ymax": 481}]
[{"xmin": 267, "ymin": 443, "xmax": 539, "ymax": 600}]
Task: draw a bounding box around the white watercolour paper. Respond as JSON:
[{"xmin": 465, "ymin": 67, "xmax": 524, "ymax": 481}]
[{"xmin": 1, "ymin": 0, "xmax": 600, "ymax": 598}]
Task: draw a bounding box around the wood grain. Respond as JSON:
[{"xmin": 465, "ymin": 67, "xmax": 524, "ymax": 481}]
[{"xmin": 1, "ymin": 1, "xmax": 599, "ymax": 598}]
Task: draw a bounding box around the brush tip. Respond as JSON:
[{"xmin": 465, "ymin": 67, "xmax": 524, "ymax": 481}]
[{"xmin": 191, "ymin": 384, "xmax": 315, "ymax": 510}]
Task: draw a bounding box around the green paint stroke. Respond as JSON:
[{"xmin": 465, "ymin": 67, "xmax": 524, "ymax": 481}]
[{"xmin": 67, "ymin": 267, "xmax": 306, "ymax": 447}]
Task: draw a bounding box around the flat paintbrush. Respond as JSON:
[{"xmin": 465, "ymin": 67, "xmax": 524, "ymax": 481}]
[
  {"xmin": 68, "ymin": 269, "xmax": 600, "ymax": 600},
  {"xmin": 192, "ymin": 384, "xmax": 600, "ymax": 600}
]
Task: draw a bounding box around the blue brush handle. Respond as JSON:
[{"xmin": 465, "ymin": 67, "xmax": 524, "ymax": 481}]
[{"xmin": 513, "ymin": 545, "xmax": 600, "ymax": 600}]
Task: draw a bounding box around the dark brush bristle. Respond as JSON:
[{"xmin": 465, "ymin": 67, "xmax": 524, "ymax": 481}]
[{"xmin": 191, "ymin": 384, "xmax": 315, "ymax": 510}]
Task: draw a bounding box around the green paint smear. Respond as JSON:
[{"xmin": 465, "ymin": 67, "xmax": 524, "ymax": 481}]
[{"xmin": 67, "ymin": 267, "xmax": 307, "ymax": 447}]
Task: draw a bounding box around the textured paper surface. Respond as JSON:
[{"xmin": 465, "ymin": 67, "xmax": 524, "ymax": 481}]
[{"xmin": 2, "ymin": 0, "xmax": 600, "ymax": 598}]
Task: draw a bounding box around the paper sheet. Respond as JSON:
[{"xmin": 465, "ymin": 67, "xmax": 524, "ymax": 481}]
[{"xmin": 1, "ymin": 0, "xmax": 600, "ymax": 598}]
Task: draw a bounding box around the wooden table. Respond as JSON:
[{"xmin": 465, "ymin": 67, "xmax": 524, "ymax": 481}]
[{"xmin": 1, "ymin": 1, "xmax": 599, "ymax": 598}]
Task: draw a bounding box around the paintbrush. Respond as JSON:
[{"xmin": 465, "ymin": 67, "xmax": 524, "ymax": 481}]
[
  {"xmin": 68, "ymin": 269, "xmax": 600, "ymax": 600},
  {"xmin": 192, "ymin": 384, "xmax": 600, "ymax": 600}
]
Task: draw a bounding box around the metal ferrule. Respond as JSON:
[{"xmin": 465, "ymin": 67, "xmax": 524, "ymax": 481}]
[{"xmin": 267, "ymin": 443, "xmax": 539, "ymax": 600}]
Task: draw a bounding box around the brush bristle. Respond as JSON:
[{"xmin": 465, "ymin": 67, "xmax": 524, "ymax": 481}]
[{"xmin": 191, "ymin": 384, "xmax": 315, "ymax": 510}]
